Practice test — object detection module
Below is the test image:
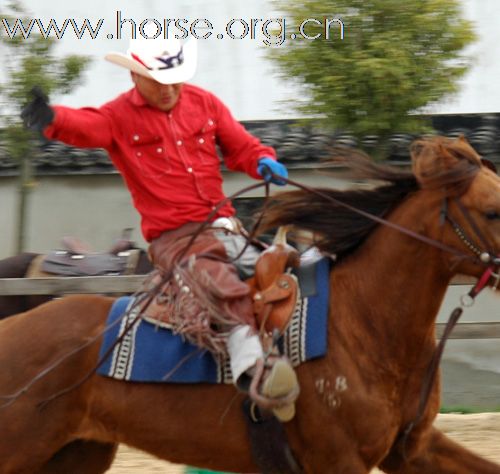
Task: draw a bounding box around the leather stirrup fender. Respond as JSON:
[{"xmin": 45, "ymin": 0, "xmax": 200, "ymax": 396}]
[
  {"xmin": 253, "ymin": 273, "xmax": 298, "ymax": 333},
  {"xmin": 251, "ymin": 227, "xmax": 300, "ymax": 334}
]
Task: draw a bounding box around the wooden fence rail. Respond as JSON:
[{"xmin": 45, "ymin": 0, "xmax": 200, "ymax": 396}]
[
  {"xmin": 0, "ymin": 275, "xmax": 145, "ymax": 295},
  {"xmin": 0, "ymin": 274, "xmax": 498, "ymax": 339}
]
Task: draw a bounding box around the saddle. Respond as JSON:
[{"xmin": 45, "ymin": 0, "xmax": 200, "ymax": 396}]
[
  {"xmin": 61, "ymin": 235, "xmax": 136, "ymax": 256},
  {"xmin": 249, "ymin": 227, "xmax": 300, "ymax": 335},
  {"xmin": 27, "ymin": 235, "xmax": 142, "ymax": 278}
]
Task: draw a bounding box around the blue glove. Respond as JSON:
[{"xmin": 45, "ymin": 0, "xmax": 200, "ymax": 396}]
[{"xmin": 257, "ymin": 157, "xmax": 288, "ymax": 186}]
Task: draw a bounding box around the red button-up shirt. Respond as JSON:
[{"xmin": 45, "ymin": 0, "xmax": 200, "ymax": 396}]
[{"xmin": 44, "ymin": 84, "xmax": 276, "ymax": 241}]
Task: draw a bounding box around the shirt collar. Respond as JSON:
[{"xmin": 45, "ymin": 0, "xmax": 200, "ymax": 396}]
[
  {"xmin": 129, "ymin": 87, "xmax": 149, "ymax": 107},
  {"xmin": 127, "ymin": 85, "xmax": 185, "ymax": 112}
]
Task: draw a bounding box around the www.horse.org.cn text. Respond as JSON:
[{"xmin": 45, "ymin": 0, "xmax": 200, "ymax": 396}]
[{"xmin": 0, "ymin": 12, "xmax": 345, "ymax": 47}]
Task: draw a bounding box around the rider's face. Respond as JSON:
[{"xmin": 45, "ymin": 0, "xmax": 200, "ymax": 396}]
[{"xmin": 131, "ymin": 72, "xmax": 183, "ymax": 112}]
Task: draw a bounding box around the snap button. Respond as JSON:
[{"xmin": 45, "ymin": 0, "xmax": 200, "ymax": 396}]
[
  {"xmin": 156, "ymin": 147, "xmax": 163, "ymax": 153},
  {"xmin": 199, "ymin": 138, "xmax": 205, "ymax": 144},
  {"xmin": 133, "ymin": 135, "xmax": 139, "ymax": 141},
  {"xmin": 187, "ymin": 167, "xmax": 193, "ymax": 173},
  {"xmin": 208, "ymin": 120, "xmax": 213, "ymax": 126},
  {"xmin": 136, "ymin": 152, "xmax": 142, "ymax": 157},
  {"xmin": 176, "ymin": 140, "xmax": 182, "ymax": 146}
]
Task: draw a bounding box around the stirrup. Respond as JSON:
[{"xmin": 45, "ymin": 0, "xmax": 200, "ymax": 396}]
[{"xmin": 248, "ymin": 357, "xmax": 300, "ymax": 422}]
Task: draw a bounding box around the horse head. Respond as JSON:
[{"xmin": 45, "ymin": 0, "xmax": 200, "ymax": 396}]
[{"xmin": 411, "ymin": 135, "xmax": 500, "ymax": 285}]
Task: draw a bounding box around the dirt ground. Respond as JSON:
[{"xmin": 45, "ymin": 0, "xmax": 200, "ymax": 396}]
[{"xmin": 107, "ymin": 413, "xmax": 500, "ymax": 473}]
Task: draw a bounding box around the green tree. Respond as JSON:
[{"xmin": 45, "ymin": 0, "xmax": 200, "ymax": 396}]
[
  {"xmin": 269, "ymin": 0, "xmax": 476, "ymax": 156},
  {"xmin": 0, "ymin": 0, "xmax": 90, "ymax": 253}
]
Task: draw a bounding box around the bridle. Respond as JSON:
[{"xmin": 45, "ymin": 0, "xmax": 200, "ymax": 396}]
[
  {"xmin": 394, "ymin": 193, "xmax": 500, "ymax": 454},
  {"xmin": 444, "ymin": 196, "xmax": 500, "ymax": 266}
]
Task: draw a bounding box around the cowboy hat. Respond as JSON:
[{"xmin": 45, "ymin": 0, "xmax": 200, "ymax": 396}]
[{"xmin": 105, "ymin": 37, "xmax": 197, "ymax": 84}]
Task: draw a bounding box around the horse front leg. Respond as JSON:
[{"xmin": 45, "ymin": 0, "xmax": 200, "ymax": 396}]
[{"xmin": 380, "ymin": 427, "xmax": 500, "ymax": 473}]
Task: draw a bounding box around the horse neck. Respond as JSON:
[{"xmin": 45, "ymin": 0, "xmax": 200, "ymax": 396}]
[{"xmin": 333, "ymin": 193, "xmax": 452, "ymax": 366}]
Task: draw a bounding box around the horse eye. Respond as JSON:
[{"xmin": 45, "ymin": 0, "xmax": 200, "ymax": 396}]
[{"xmin": 485, "ymin": 210, "xmax": 500, "ymax": 220}]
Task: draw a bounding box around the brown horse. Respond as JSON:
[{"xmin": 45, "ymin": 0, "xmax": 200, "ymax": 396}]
[
  {"xmin": 0, "ymin": 242, "xmax": 152, "ymax": 319},
  {"xmin": 1, "ymin": 136, "xmax": 500, "ymax": 473}
]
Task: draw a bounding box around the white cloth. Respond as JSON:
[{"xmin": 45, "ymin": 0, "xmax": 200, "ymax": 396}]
[{"xmin": 227, "ymin": 325, "xmax": 264, "ymax": 383}]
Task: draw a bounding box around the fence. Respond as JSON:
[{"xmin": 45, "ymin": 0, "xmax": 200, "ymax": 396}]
[{"xmin": 0, "ymin": 274, "xmax": 498, "ymax": 339}]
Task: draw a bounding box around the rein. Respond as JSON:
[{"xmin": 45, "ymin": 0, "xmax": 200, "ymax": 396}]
[
  {"xmin": 281, "ymin": 176, "xmax": 499, "ymax": 266},
  {"xmin": 396, "ymin": 264, "xmax": 497, "ymax": 456},
  {"xmin": 173, "ymin": 173, "xmax": 497, "ymax": 269},
  {"xmin": 7, "ymin": 168, "xmax": 498, "ymax": 430}
]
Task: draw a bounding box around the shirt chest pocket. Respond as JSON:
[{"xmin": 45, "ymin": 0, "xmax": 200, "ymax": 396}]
[
  {"xmin": 193, "ymin": 119, "xmax": 219, "ymax": 165},
  {"xmin": 130, "ymin": 134, "xmax": 171, "ymax": 178}
]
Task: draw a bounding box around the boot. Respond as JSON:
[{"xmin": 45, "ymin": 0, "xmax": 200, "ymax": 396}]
[{"xmin": 228, "ymin": 325, "xmax": 299, "ymax": 422}]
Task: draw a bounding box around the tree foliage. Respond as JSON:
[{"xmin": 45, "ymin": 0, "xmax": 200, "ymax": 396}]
[
  {"xmin": 269, "ymin": 0, "xmax": 477, "ymax": 140},
  {"xmin": 0, "ymin": 0, "xmax": 90, "ymax": 157},
  {"xmin": 0, "ymin": 0, "xmax": 90, "ymax": 252}
]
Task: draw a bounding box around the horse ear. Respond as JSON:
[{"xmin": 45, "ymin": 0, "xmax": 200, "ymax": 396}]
[
  {"xmin": 438, "ymin": 143, "xmax": 459, "ymax": 167},
  {"xmin": 411, "ymin": 139, "xmax": 458, "ymax": 184},
  {"xmin": 481, "ymin": 158, "xmax": 498, "ymax": 174}
]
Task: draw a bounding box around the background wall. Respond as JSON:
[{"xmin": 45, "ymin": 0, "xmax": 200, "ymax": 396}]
[
  {"xmin": 2, "ymin": 0, "xmax": 499, "ymax": 119},
  {"xmin": 0, "ymin": 167, "xmax": 357, "ymax": 256},
  {"xmin": 3, "ymin": 0, "xmax": 298, "ymax": 120}
]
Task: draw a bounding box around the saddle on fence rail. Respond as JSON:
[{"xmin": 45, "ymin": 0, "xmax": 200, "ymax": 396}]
[
  {"xmin": 61, "ymin": 236, "xmax": 137, "ymax": 257},
  {"xmin": 27, "ymin": 235, "xmax": 142, "ymax": 278}
]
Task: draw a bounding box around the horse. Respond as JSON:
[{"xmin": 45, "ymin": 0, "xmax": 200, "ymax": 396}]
[
  {"xmin": 0, "ymin": 236, "xmax": 153, "ymax": 319},
  {"xmin": 1, "ymin": 135, "xmax": 500, "ymax": 473}
]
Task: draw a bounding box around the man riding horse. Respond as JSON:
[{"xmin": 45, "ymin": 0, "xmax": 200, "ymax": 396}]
[{"xmin": 21, "ymin": 36, "xmax": 299, "ymax": 421}]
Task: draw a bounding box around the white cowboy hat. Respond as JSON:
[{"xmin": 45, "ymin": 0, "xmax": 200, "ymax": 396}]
[{"xmin": 105, "ymin": 37, "xmax": 197, "ymax": 84}]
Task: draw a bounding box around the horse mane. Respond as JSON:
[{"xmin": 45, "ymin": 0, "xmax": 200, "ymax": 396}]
[{"xmin": 257, "ymin": 136, "xmax": 482, "ymax": 260}]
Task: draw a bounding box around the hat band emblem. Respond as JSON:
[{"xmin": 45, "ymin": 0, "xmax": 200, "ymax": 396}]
[{"xmin": 131, "ymin": 47, "xmax": 184, "ymax": 71}]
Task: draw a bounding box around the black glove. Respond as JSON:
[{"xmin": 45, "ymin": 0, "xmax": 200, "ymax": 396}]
[{"xmin": 21, "ymin": 86, "xmax": 55, "ymax": 131}]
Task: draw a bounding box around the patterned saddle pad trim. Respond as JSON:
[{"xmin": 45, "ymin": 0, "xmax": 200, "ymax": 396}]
[{"xmin": 97, "ymin": 258, "xmax": 330, "ymax": 384}]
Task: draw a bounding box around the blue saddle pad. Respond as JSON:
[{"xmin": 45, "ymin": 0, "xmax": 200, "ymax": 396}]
[{"xmin": 97, "ymin": 258, "xmax": 330, "ymax": 384}]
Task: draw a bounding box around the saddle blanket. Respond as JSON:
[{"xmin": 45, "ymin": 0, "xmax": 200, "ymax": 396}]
[{"xmin": 97, "ymin": 258, "xmax": 330, "ymax": 384}]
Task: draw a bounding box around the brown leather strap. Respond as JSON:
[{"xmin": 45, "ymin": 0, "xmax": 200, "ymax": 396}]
[
  {"xmin": 396, "ymin": 264, "xmax": 497, "ymax": 456},
  {"xmin": 397, "ymin": 306, "xmax": 463, "ymax": 454},
  {"xmin": 283, "ymin": 176, "xmax": 485, "ymax": 266}
]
